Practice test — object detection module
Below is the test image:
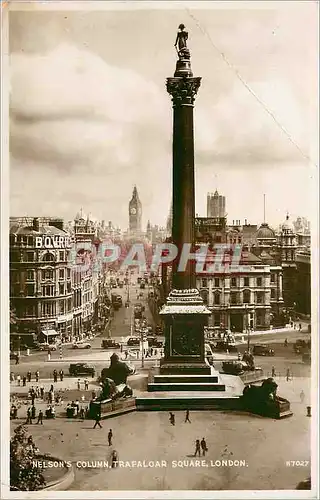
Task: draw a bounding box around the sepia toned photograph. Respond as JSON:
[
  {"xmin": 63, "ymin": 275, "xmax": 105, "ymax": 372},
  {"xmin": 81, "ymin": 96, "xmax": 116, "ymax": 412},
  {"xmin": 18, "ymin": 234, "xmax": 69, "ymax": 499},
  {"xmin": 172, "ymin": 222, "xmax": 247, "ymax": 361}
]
[{"xmin": 1, "ymin": 1, "xmax": 318, "ymax": 497}]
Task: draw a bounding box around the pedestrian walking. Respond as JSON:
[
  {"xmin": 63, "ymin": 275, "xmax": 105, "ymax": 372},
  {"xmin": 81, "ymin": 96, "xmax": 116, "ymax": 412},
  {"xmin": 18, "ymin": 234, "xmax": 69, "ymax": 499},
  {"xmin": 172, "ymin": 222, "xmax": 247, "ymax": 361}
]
[
  {"xmin": 111, "ymin": 450, "xmax": 118, "ymax": 468},
  {"xmin": 40, "ymin": 385, "xmax": 44, "ymax": 399},
  {"xmin": 299, "ymin": 323, "xmax": 302, "ymax": 331},
  {"xmin": 271, "ymin": 366, "xmax": 276, "ymax": 377},
  {"xmin": 10, "ymin": 372, "xmax": 15, "ymax": 383},
  {"xmin": 108, "ymin": 429, "xmax": 113, "ymax": 446},
  {"xmin": 37, "ymin": 410, "xmax": 44, "ymax": 424},
  {"xmin": 35, "ymin": 371, "xmax": 39, "ymax": 382},
  {"xmin": 22, "ymin": 376, "xmax": 27, "ymax": 387},
  {"xmin": 194, "ymin": 439, "xmax": 201, "ymax": 457},
  {"xmin": 53, "ymin": 370, "xmax": 58, "ymax": 383},
  {"xmin": 284, "ymin": 338, "xmax": 288, "ymax": 347},
  {"xmin": 79, "ymin": 407, "xmax": 85, "ymax": 419},
  {"xmin": 93, "ymin": 411, "xmax": 102, "ymax": 429},
  {"xmin": 15, "ymin": 354, "xmax": 19, "ymax": 365},
  {"xmin": 300, "ymin": 390, "xmax": 305, "ymax": 403},
  {"xmin": 77, "ymin": 379, "xmax": 81, "ymax": 391},
  {"xmin": 16, "ymin": 374, "xmax": 21, "ymax": 386},
  {"xmin": 59, "ymin": 370, "xmax": 64, "ymax": 382},
  {"xmin": 169, "ymin": 412, "xmax": 175, "ymax": 426},
  {"xmin": 26, "ymin": 407, "xmax": 32, "ymax": 424},
  {"xmin": 286, "ymin": 368, "xmax": 290, "ymax": 381},
  {"xmin": 185, "ymin": 410, "xmax": 191, "ymax": 423},
  {"xmin": 125, "ymin": 351, "xmax": 128, "ymax": 360},
  {"xmin": 27, "ymin": 371, "xmax": 32, "ymax": 382},
  {"xmin": 35, "ymin": 386, "xmax": 40, "ymax": 398},
  {"xmin": 84, "ymin": 379, "xmax": 89, "ymax": 391},
  {"xmin": 201, "ymin": 438, "xmax": 208, "ymax": 456},
  {"xmin": 237, "ymin": 352, "xmax": 241, "ymax": 361},
  {"xmin": 31, "ymin": 405, "xmax": 36, "ymax": 419}
]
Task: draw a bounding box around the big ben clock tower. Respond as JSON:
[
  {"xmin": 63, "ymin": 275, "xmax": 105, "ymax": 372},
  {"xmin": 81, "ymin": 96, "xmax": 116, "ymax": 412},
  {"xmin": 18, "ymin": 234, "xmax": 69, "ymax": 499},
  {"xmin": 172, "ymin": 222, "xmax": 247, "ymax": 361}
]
[{"xmin": 129, "ymin": 185, "xmax": 142, "ymax": 234}]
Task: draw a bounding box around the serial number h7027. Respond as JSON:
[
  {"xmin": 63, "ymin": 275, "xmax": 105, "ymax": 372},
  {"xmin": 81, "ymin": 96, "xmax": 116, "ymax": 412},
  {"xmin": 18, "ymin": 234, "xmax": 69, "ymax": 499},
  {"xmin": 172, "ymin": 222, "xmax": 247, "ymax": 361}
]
[{"xmin": 286, "ymin": 460, "xmax": 310, "ymax": 467}]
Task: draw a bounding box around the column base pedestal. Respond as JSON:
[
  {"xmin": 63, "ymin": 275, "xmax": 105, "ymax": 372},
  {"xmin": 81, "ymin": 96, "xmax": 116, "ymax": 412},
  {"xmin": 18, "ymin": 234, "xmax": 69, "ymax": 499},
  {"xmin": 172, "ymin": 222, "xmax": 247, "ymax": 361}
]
[{"xmin": 160, "ymin": 359, "xmax": 211, "ymax": 375}]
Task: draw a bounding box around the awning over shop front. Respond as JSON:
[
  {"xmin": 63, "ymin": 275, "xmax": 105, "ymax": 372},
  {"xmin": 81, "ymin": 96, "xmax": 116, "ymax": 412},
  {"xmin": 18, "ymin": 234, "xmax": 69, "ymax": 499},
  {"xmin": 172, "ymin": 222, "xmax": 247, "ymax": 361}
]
[{"xmin": 41, "ymin": 329, "xmax": 59, "ymax": 336}]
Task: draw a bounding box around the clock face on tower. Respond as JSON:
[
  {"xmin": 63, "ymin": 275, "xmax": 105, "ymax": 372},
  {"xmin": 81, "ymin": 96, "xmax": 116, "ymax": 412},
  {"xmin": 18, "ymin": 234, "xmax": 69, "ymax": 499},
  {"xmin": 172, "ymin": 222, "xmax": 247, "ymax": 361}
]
[{"xmin": 130, "ymin": 208, "xmax": 137, "ymax": 215}]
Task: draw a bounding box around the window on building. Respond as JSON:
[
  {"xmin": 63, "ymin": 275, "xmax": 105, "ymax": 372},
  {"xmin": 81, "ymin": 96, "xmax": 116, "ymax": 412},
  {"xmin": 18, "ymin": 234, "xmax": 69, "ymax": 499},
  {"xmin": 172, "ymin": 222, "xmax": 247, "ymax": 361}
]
[
  {"xmin": 257, "ymin": 277, "xmax": 262, "ymax": 287},
  {"xmin": 67, "ymin": 298, "xmax": 72, "ymax": 312},
  {"xmin": 28, "ymin": 236, "xmax": 33, "ymax": 246},
  {"xmin": 26, "ymin": 284, "xmax": 35, "ymax": 296},
  {"xmin": 271, "ymin": 273, "xmax": 275, "ymax": 283},
  {"xmin": 257, "ymin": 292, "xmax": 264, "ymax": 304},
  {"xmin": 67, "ymin": 282, "xmax": 71, "ymax": 293},
  {"xmin": 26, "ymin": 270, "xmax": 35, "ymax": 281},
  {"xmin": 214, "ymin": 314, "xmax": 221, "ymax": 326},
  {"xmin": 200, "ymin": 290, "xmax": 208, "ymax": 304},
  {"xmin": 244, "ymin": 277, "xmax": 250, "ymax": 287},
  {"xmin": 25, "ymin": 304, "xmax": 35, "ymax": 317},
  {"xmin": 26, "ymin": 252, "xmax": 34, "ymax": 262},
  {"xmin": 230, "ymin": 292, "xmax": 237, "ymax": 305},
  {"xmin": 41, "ymin": 301, "xmax": 55, "ymax": 316},
  {"xmin": 43, "ymin": 252, "xmax": 55, "ymax": 262},
  {"xmin": 59, "ymin": 300, "xmax": 65, "ymax": 315},
  {"xmin": 214, "ymin": 278, "xmax": 220, "ymax": 287},
  {"xmin": 202, "ymin": 278, "xmax": 207, "ymax": 288},
  {"xmin": 214, "ymin": 292, "xmax": 220, "ymax": 305},
  {"xmin": 59, "ymin": 283, "xmax": 64, "ymax": 295},
  {"xmin": 271, "ymin": 289, "xmax": 276, "ymax": 299},
  {"xmin": 243, "ymin": 290, "xmax": 250, "ymax": 303},
  {"xmin": 59, "ymin": 268, "xmax": 65, "ymax": 280},
  {"xmin": 59, "ymin": 251, "xmax": 65, "ymax": 261},
  {"xmin": 42, "ymin": 285, "xmax": 54, "ymax": 297},
  {"xmin": 231, "ymin": 277, "xmax": 237, "ymax": 287},
  {"xmin": 42, "ymin": 269, "xmax": 54, "ymax": 280},
  {"xmin": 67, "ymin": 268, "xmax": 71, "ymax": 279}
]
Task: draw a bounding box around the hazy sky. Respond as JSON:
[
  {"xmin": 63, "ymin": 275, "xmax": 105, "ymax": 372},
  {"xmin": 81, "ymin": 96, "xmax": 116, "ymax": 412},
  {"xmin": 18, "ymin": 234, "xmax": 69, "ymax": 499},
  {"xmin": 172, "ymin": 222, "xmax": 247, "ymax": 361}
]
[{"xmin": 9, "ymin": 1, "xmax": 318, "ymax": 229}]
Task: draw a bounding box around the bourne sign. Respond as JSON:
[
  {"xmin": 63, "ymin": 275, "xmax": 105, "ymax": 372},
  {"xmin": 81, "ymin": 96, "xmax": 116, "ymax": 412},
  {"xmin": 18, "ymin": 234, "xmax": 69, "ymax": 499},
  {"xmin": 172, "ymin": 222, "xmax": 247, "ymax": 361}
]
[{"xmin": 35, "ymin": 235, "xmax": 72, "ymax": 249}]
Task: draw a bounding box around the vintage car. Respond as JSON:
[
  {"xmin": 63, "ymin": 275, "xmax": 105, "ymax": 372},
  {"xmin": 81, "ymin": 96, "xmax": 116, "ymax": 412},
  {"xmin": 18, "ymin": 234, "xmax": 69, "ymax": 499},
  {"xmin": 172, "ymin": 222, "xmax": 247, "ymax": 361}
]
[
  {"xmin": 69, "ymin": 363, "xmax": 95, "ymax": 377},
  {"xmin": 37, "ymin": 343, "xmax": 57, "ymax": 351},
  {"xmin": 252, "ymin": 344, "xmax": 275, "ymax": 356},
  {"xmin": 222, "ymin": 360, "xmax": 251, "ymax": 375},
  {"xmin": 72, "ymin": 341, "xmax": 91, "ymax": 349},
  {"xmin": 101, "ymin": 339, "xmax": 120, "ymax": 349},
  {"xmin": 293, "ymin": 339, "xmax": 310, "ymax": 354},
  {"xmin": 147, "ymin": 337, "xmax": 163, "ymax": 348},
  {"xmin": 127, "ymin": 337, "xmax": 140, "ymax": 346}
]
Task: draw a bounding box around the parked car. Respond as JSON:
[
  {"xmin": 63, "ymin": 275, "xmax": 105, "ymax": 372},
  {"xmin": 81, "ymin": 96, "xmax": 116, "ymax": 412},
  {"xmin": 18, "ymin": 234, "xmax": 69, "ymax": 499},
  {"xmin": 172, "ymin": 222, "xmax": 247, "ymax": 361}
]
[
  {"xmin": 72, "ymin": 341, "xmax": 91, "ymax": 349},
  {"xmin": 69, "ymin": 363, "xmax": 95, "ymax": 377},
  {"xmin": 101, "ymin": 339, "xmax": 120, "ymax": 349},
  {"xmin": 293, "ymin": 339, "xmax": 310, "ymax": 354},
  {"xmin": 252, "ymin": 344, "xmax": 275, "ymax": 356},
  {"xmin": 222, "ymin": 361, "xmax": 245, "ymax": 375},
  {"xmin": 37, "ymin": 343, "xmax": 57, "ymax": 351},
  {"xmin": 127, "ymin": 337, "xmax": 140, "ymax": 346},
  {"xmin": 147, "ymin": 337, "xmax": 163, "ymax": 348}
]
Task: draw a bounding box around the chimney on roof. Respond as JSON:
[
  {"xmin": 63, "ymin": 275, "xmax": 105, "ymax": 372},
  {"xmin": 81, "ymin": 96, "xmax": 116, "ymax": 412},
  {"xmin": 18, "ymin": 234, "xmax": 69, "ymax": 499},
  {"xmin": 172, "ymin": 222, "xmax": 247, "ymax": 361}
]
[
  {"xmin": 233, "ymin": 220, "xmax": 235, "ymax": 225},
  {"xmin": 245, "ymin": 219, "xmax": 247, "ymax": 225},
  {"xmin": 33, "ymin": 218, "xmax": 39, "ymax": 232}
]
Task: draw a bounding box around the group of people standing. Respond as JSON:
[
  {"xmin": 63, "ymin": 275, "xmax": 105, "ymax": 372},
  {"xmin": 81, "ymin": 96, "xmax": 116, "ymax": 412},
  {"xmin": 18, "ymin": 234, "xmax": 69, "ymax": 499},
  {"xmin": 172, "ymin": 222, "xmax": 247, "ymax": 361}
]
[{"xmin": 11, "ymin": 370, "xmax": 40, "ymax": 385}]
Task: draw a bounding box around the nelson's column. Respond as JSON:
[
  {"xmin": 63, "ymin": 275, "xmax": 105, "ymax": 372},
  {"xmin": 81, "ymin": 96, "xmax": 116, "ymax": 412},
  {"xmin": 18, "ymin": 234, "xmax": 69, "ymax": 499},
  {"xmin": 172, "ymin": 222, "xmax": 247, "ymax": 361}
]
[{"xmin": 160, "ymin": 24, "xmax": 211, "ymax": 375}]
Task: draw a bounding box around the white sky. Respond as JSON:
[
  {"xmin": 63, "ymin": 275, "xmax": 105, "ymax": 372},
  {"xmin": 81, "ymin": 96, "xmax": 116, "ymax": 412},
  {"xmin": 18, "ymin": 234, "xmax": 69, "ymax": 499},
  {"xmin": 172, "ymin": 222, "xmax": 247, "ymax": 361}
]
[{"xmin": 9, "ymin": 1, "xmax": 318, "ymax": 230}]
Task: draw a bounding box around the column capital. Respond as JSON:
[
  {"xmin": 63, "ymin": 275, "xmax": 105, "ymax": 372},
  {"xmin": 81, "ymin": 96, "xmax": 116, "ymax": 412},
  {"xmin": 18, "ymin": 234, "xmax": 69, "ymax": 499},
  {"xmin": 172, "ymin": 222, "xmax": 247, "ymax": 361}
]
[{"xmin": 166, "ymin": 76, "xmax": 201, "ymax": 106}]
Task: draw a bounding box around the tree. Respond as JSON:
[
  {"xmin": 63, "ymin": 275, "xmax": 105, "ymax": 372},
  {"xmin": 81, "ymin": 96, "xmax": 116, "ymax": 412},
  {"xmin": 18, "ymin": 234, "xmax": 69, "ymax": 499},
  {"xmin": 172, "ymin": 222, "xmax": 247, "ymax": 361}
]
[{"xmin": 10, "ymin": 425, "xmax": 46, "ymax": 491}]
